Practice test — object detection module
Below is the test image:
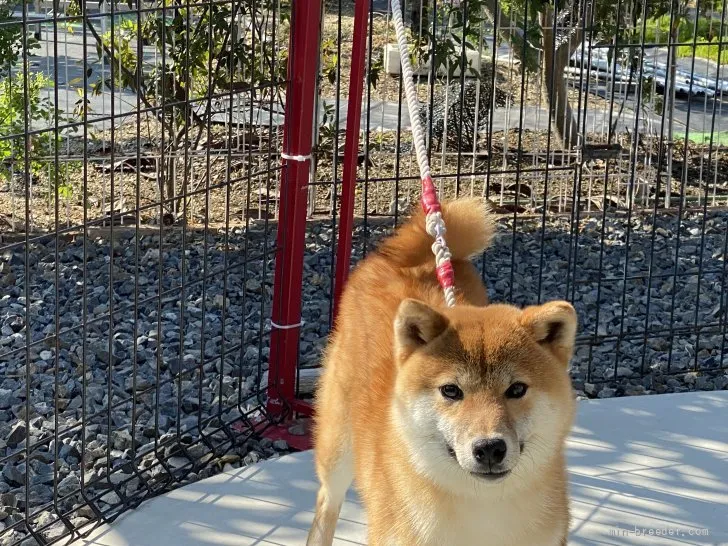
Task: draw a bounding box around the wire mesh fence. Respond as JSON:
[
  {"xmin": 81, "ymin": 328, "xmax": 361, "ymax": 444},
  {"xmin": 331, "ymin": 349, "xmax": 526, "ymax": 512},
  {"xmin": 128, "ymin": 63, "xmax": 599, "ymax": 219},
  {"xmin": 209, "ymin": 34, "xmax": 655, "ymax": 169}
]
[
  {"xmin": 296, "ymin": 0, "xmax": 728, "ymax": 402},
  {"xmin": 1, "ymin": 0, "xmax": 728, "ymax": 543},
  {"xmin": 0, "ymin": 0, "xmax": 290, "ymax": 543}
]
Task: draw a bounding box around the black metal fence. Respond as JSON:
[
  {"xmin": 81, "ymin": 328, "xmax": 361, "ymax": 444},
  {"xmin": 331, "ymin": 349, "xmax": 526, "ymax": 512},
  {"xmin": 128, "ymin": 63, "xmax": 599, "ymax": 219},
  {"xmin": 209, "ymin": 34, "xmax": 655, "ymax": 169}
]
[
  {"xmin": 299, "ymin": 0, "xmax": 728, "ymax": 402},
  {"xmin": 1, "ymin": 0, "xmax": 728, "ymax": 543},
  {"xmin": 0, "ymin": 0, "xmax": 288, "ymax": 543}
]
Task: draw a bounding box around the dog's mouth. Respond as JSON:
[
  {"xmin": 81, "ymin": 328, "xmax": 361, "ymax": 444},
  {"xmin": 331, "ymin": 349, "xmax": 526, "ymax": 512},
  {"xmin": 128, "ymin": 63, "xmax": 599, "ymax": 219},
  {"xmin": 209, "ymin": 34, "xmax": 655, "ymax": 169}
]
[{"xmin": 470, "ymin": 469, "xmax": 511, "ymax": 481}]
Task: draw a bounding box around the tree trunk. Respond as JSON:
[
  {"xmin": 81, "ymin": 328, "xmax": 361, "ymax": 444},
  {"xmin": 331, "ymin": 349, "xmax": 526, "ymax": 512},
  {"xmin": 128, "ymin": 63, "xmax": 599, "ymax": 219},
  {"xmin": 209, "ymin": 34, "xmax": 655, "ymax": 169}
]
[
  {"xmin": 541, "ymin": 8, "xmax": 580, "ymax": 149},
  {"xmin": 484, "ymin": 1, "xmax": 584, "ymax": 149},
  {"xmin": 166, "ymin": 156, "xmax": 176, "ymax": 215},
  {"xmin": 664, "ymin": 12, "xmax": 681, "ymax": 207}
]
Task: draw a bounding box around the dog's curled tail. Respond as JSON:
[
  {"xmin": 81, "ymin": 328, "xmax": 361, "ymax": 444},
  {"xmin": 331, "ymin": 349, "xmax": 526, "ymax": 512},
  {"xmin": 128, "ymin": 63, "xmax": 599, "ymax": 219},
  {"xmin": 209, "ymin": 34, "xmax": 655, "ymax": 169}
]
[{"xmin": 378, "ymin": 197, "xmax": 495, "ymax": 267}]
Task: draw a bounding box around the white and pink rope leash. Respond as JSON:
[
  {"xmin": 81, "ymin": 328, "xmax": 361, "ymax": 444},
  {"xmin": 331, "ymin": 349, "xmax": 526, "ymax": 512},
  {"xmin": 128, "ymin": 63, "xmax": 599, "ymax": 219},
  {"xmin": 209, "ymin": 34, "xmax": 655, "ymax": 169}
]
[{"xmin": 390, "ymin": 0, "xmax": 457, "ymax": 307}]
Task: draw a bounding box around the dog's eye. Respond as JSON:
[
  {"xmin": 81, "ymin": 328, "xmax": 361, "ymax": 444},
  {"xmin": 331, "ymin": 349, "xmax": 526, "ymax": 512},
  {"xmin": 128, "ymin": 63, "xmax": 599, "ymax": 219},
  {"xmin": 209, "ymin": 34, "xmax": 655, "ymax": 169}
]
[
  {"xmin": 505, "ymin": 382, "xmax": 528, "ymax": 399},
  {"xmin": 440, "ymin": 384, "xmax": 463, "ymax": 401}
]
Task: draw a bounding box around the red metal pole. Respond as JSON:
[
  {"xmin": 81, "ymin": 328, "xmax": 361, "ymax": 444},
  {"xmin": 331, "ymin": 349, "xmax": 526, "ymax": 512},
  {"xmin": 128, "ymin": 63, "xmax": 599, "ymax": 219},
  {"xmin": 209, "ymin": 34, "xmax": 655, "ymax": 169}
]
[
  {"xmin": 332, "ymin": 0, "xmax": 370, "ymax": 319},
  {"xmin": 267, "ymin": 0, "xmax": 323, "ymax": 417}
]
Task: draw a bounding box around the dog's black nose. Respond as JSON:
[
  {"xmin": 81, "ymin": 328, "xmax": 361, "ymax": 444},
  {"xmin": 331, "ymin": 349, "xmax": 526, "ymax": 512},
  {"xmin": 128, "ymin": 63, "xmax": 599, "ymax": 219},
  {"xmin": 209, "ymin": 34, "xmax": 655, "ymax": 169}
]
[{"xmin": 472, "ymin": 438, "xmax": 507, "ymax": 465}]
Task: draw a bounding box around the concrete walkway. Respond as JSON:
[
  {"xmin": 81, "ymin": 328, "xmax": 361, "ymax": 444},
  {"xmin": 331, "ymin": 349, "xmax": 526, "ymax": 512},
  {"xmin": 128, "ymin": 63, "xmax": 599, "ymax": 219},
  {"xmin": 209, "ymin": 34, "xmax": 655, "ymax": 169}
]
[{"xmin": 71, "ymin": 391, "xmax": 728, "ymax": 546}]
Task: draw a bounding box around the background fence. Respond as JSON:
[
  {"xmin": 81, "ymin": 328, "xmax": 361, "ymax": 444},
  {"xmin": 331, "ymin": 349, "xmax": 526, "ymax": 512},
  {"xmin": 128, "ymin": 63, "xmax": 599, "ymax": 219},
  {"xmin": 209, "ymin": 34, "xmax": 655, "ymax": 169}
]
[{"xmin": 1, "ymin": 0, "xmax": 728, "ymax": 543}]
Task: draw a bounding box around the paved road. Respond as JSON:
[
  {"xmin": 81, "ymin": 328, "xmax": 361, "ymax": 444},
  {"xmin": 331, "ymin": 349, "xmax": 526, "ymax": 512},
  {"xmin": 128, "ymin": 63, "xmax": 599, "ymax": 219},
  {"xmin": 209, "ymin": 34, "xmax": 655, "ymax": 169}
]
[
  {"xmin": 325, "ymin": 95, "xmax": 726, "ymax": 135},
  {"xmin": 25, "ymin": 24, "xmax": 728, "ymax": 138},
  {"xmin": 29, "ymin": 25, "xmax": 146, "ymax": 126}
]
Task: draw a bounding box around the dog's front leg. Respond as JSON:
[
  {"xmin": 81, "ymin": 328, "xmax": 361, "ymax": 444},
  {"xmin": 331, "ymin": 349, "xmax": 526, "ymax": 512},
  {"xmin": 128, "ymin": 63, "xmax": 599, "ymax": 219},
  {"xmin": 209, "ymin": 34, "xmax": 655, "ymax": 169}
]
[
  {"xmin": 306, "ymin": 450, "xmax": 353, "ymax": 546},
  {"xmin": 306, "ymin": 488, "xmax": 343, "ymax": 546}
]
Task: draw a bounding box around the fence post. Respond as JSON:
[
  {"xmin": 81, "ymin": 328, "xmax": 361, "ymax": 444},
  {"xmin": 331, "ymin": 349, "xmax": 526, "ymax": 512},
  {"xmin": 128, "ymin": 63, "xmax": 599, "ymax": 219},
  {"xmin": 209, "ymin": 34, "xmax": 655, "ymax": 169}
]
[
  {"xmin": 332, "ymin": 0, "xmax": 370, "ymax": 318},
  {"xmin": 267, "ymin": 0, "xmax": 323, "ymax": 418}
]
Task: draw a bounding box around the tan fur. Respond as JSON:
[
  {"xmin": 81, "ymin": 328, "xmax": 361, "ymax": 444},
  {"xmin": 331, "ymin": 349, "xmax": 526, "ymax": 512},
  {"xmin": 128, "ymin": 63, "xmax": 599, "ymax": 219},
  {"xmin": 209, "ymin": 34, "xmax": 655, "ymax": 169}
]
[{"xmin": 307, "ymin": 198, "xmax": 577, "ymax": 546}]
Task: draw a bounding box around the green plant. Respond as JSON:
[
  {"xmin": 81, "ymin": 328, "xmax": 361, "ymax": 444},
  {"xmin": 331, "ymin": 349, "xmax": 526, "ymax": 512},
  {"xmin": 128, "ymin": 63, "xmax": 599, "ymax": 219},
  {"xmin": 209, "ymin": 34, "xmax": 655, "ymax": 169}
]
[
  {"xmin": 684, "ymin": 130, "xmax": 728, "ymax": 146},
  {"xmin": 0, "ymin": 0, "xmax": 78, "ymax": 197},
  {"xmin": 368, "ymin": 52, "xmax": 384, "ymax": 89},
  {"xmin": 321, "ymin": 37, "xmax": 339, "ymax": 86},
  {"xmin": 0, "ymin": 71, "xmax": 76, "ymax": 191},
  {"xmin": 412, "ymin": 0, "xmax": 488, "ymax": 79},
  {"xmin": 641, "ymin": 13, "xmax": 728, "ymax": 61},
  {"xmin": 476, "ymin": 0, "xmax": 713, "ymax": 148},
  {"xmin": 0, "ymin": 0, "xmax": 38, "ymax": 77},
  {"xmin": 315, "ymin": 102, "xmax": 337, "ymax": 158},
  {"xmin": 70, "ymin": 0, "xmax": 290, "ymax": 213}
]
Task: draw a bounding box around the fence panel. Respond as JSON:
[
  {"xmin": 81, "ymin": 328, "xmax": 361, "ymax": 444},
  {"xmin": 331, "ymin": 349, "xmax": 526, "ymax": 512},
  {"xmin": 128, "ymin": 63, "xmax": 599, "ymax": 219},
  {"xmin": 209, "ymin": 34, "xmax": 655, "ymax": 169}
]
[
  {"xmin": 295, "ymin": 0, "xmax": 728, "ymax": 410},
  {"xmin": 0, "ymin": 0, "xmax": 289, "ymax": 543}
]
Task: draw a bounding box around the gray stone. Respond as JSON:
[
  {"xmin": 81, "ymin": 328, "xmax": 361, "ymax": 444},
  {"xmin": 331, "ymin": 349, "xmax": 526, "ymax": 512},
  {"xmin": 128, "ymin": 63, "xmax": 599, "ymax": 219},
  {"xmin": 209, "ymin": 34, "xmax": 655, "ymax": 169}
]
[
  {"xmin": 583, "ymin": 383, "xmax": 599, "ymax": 397},
  {"xmin": 6, "ymin": 422, "xmax": 27, "ymax": 447},
  {"xmin": 99, "ymin": 491, "xmax": 120, "ymax": 505},
  {"xmin": 666, "ymin": 378, "xmax": 682, "ymax": 389},
  {"xmin": 59, "ymin": 442, "xmax": 82, "ymax": 462},
  {"xmin": 244, "ymin": 452, "xmax": 261, "ymax": 465},
  {"xmin": 245, "ymin": 279, "xmax": 262, "ymax": 292},
  {"xmin": 616, "ymin": 366, "xmax": 633, "ymax": 378},
  {"xmin": 597, "ymin": 388, "xmax": 617, "ymax": 399},
  {"xmin": 1, "ymin": 463, "xmax": 24, "ymax": 486},
  {"xmin": 287, "ymin": 423, "xmax": 306, "ymax": 436},
  {"xmin": 168, "ymin": 457, "xmax": 189, "ymax": 470},
  {"xmin": 56, "ymin": 475, "xmax": 80, "ymax": 497},
  {"xmin": 112, "ymin": 430, "xmax": 133, "ymax": 451},
  {"xmin": 0, "ymin": 389, "xmax": 16, "ymax": 410},
  {"xmin": 695, "ymin": 376, "xmax": 713, "ymax": 390},
  {"xmin": 0, "ymin": 492, "xmax": 17, "ymax": 509},
  {"xmin": 95, "ymin": 345, "xmax": 120, "ymax": 365},
  {"xmin": 243, "ymin": 345, "xmax": 259, "ymax": 363}
]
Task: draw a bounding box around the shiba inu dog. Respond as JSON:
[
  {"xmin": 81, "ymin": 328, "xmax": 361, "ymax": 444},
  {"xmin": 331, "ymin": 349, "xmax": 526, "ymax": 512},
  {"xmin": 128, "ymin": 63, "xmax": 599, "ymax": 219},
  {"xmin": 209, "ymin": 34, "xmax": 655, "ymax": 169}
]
[{"xmin": 307, "ymin": 198, "xmax": 577, "ymax": 546}]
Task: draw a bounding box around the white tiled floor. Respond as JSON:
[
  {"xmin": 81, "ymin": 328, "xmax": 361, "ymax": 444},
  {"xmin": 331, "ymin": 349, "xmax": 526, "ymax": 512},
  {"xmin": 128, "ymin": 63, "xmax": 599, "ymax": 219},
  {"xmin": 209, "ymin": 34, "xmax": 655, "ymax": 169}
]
[{"xmin": 69, "ymin": 391, "xmax": 728, "ymax": 546}]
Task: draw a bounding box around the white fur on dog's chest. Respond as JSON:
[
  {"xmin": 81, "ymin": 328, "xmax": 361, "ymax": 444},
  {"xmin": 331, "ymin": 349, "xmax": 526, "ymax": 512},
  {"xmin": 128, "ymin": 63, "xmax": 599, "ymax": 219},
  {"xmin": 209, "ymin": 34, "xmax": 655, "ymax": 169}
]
[{"xmin": 408, "ymin": 494, "xmax": 561, "ymax": 546}]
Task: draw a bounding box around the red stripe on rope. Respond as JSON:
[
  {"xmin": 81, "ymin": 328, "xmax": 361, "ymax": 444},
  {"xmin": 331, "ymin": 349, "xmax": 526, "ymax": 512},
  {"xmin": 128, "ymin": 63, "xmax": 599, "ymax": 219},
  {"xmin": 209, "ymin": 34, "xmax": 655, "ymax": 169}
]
[
  {"xmin": 436, "ymin": 260, "xmax": 455, "ymax": 288},
  {"xmin": 421, "ymin": 175, "xmax": 441, "ymax": 214}
]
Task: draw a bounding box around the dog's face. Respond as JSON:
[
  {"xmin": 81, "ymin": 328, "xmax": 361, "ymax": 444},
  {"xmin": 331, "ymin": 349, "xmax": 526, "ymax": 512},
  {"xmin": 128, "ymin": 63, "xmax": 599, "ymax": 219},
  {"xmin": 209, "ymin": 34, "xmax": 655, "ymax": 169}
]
[{"xmin": 392, "ymin": 300, "xmax": 577, "ymax": 494}]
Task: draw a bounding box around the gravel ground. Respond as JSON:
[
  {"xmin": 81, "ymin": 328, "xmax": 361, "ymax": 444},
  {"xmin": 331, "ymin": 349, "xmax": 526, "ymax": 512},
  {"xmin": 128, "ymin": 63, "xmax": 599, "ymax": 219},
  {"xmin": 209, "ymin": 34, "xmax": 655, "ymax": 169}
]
[{"xmin": 1, "ymin": 208, "xmax": 728, "ymax": 544}]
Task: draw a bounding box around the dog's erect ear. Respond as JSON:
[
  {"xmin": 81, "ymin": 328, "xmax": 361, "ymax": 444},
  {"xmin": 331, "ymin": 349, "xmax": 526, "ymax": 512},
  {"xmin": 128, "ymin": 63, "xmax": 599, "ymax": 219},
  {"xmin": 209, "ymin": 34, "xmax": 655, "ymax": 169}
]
[
  {"xmin": 394, "ymin": 299, "xmax": 450, "ymax": 360},
  {"xmin": 520, "ymin": 301, "xmax": 577, "ymax": 366}
]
